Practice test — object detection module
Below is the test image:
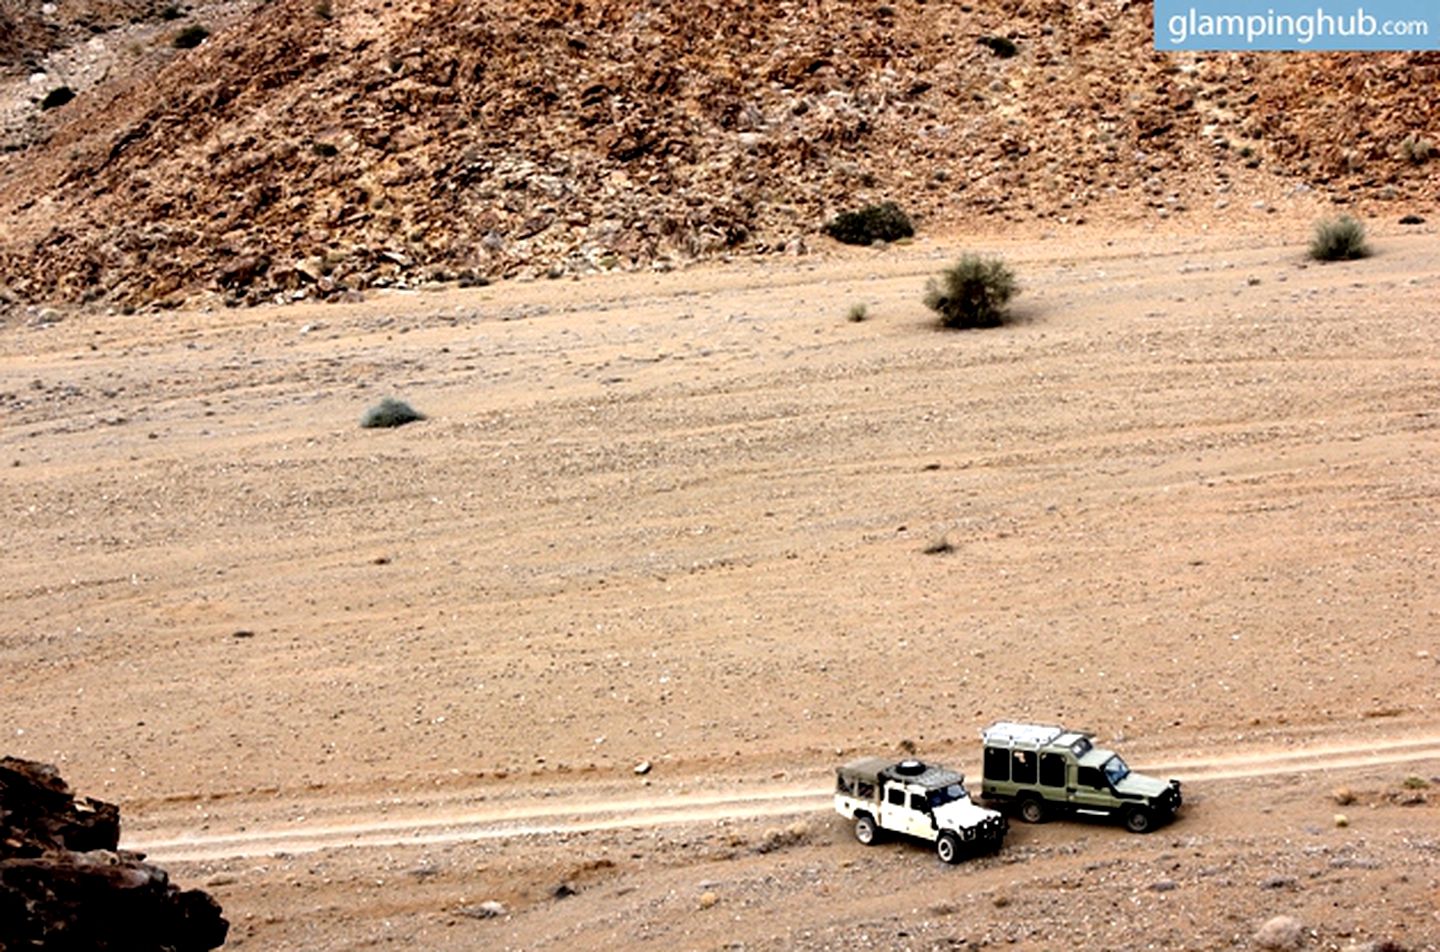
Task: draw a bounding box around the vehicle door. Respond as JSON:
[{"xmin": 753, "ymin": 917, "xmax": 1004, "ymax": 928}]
[
  {"xmin": 883, "ymin": 783, "xmax": 936, "ymax": 840},
  {"xmin": 1071, "ymin": 763, "xmax": 1116, "ymax": 813},
  {"xmin": 1038, "ymin": 751, "xmax": 1068, "ymax": 806}
]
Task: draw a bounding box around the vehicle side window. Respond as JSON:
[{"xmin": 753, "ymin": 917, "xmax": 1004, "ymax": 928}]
[
  {"xmin": 837, "ymin": 776, "xmax": 851, "ymax": 794},
  {"xmin": 983, "ymin": 746, "xmax": 1009, "ymax": 781},
  {"xmin": 909, "ymin": 792, "xmax": 928, "ymax": 812},
  {"xmin": 1078, "ymin": 766, "xmax": 1105, "ymax": 789},
  {"xmin": 1039, "ymin": 753, "xmax": 1066, "ymax": 787},
  {"xmin": 857, "ymin": 781, "xmax": 875, "ymax": 799},
  {"xmin": 1011, "ymin": 750, "xmax": 1037, "ymax": 784},
  {"xmin": 887, "ymin": 787, "xmax": 905, "ymax": 806}
]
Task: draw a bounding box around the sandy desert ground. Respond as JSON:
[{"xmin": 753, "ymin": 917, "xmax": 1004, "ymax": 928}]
[{"xmin": 3, "ymin": 218, "xmax": 1439, "ymax": 950}]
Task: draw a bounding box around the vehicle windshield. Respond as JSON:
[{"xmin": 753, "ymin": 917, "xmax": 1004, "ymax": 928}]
[
  {"xmin": 928, "ymin": 783, "xmax": 968, "ymax": 808},
  {"xmin": 1103, "ymin": 755, "xmax": 1130, "ymax": 786}
]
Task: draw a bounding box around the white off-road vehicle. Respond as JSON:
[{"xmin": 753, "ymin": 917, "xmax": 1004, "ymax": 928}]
[{"xmin": 834, "ymin": 756, "xmax": 1007, "ymax": 863}]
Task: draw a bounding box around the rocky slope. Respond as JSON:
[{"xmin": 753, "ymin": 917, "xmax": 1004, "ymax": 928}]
[
  {"xmin": 0, "ymin": 0, "xmax": 1435, "ymax": 311},
  {"xmin": 0, "ymin": 757, "xmax": 228, "ymax": 951}
]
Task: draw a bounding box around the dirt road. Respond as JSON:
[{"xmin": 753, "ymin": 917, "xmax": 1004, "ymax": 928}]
[{"xmin": 124, "ymin": 730, "xmax": 1440, "ymax": 863}]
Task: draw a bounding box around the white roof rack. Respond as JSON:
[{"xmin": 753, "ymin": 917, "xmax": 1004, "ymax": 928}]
[{"xmin": 982, "ymin": 721, "xmax": 1064, "ymax": 747}]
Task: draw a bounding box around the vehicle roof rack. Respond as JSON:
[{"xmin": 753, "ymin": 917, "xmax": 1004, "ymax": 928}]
[{"xmin": 982, "ymin": 722, "xmax": 1065, "ymax": 747}]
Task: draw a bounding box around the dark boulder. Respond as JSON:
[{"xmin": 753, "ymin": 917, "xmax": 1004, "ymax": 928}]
[{"xmin": 0, "ymin": 757, "xmax": 228, "ymax": 952}]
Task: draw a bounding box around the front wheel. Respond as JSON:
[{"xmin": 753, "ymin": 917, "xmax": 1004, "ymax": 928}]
[
  {"xmin": 854, "ymin": 814, "xmax": 879, "ymax": 845},
  {"xmin": 936, "ymin": 831, "xmax": 961, "ymax": 864},
  {"xmin": 1124, "ymin": 806, "xmax": 1153, "ymax": 834},
  {"xmin": 1019, "ymin": 796, "xmax": 1047, "ymax": 824}
]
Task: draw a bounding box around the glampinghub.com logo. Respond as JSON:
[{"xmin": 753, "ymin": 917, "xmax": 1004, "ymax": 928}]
[{"xmin": 1154, "ymin": 1, "xmax": 1437, "ymax": 49}]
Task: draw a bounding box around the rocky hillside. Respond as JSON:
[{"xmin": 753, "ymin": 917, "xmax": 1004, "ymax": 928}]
[
  {"xmin": 0, "ymin": 0, "xmax": 1435, "ymax": 311},
  {"xmin": 0, "ymin": 756, "xmax": 228, "ymax": 950}
]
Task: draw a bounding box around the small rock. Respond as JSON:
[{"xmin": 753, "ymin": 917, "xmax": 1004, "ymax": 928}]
[
  {"xmin": 551, "ymin": 882, "xmax": 575, "ymax": 899},
  {"xmin": 1331, "ymin": 787, "xmax": 1355, "ymax": 806},
  {"xmin": 1261, "ymin": 875, "xmax": 1297, "ymax": 889},
  {"xmin": 698, "ymin": 891, "xmax": 718, "ymax": 910},
  {"xmin": 633, "ymin": 760, "xmax": 651, "ymax": 775},
  {"xmin": 1150, "ymin": 879, "xmax": 1179, "ymax": 892},
  {"xmin": 1334, "ymin": 813, "xmax": 1350, "ymax": 828},
  {"xmin": 458, "ymin": 900, "xmax": 506, "ymax": 919},
  {"xmin": 1398, "ymin": 214, "xmax": 1425, "ymax": 225},
  {"xmin": 1254, "ymin": 914, "xmax": 1305, "ymax": 950},
  {"xmin": 231, "ymin": 630, "xmax": 255, "ymax": 639}
]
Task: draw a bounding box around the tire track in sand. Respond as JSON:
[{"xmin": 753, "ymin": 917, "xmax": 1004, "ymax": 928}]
[{"xmin": 128, "ymin": 732, "xmax": 1440, "ymax": 863}]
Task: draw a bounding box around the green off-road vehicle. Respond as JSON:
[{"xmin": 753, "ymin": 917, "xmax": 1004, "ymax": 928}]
[{"xmin": 980, "ymin": 722, "xmax": 1182, "ymax": 833}]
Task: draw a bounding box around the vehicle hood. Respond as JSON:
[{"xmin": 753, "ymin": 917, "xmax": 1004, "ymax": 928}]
[
  {"xmin": 934, "ymin": 797, "xmax": 1002, "ymax": 829},
  {"xmin": 1114, "ymin": 772, "xmax": 1172, "ymax": 798}
]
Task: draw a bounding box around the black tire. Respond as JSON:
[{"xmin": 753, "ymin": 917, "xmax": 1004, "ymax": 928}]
[
  {"xmin": 1124, "ymin": 806, "xmax": 1153, "ymax": 834},
  {"xmin": 1018, "ymin": 796, "xmax": 1047, "ymax": 824},
  {"xmin": 854, "ymin": 814, "xmax": 879, "ymax": 845},
  {"xmin": 936, "ymin": 831, "xmax": 961, "ymax": 864}
]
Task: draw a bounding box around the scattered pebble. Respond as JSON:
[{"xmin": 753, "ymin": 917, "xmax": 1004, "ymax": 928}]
[{"xmin": 1254, "ymin": 914, "xmax": 1305, "ymax": 951}]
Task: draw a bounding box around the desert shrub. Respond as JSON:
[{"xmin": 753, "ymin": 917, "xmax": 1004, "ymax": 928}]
[
  {"xmin": 172, "ymin": 24, "xmax": 209, "ymax": 49},
  {"xmin": 924, "ymin": 255, "xmax": 1017, "ymax": 329},
  {"xmin": 1399, "ymin": 134, "xmax": 1433, "ymax": 164},
  {"xmin": 361, "ymin": 397, "xmax": 426, "ymax": 429},
  {"xmin": 979, "ymin": 35, "xmax": 1017, "ymax": 58},
  {"xmin": 922, "ymin": 537, "xmax": 954, "ymax": 555},
  {"xmin": 311, "ymin": 141, "xmax": 339, "ymax": 157},
  {"xmin": 40, "ymin": 87, "xmax": 74, "ymax": 110},
  {"xmin": 1308, "ymin": 215, "xmax": 1371, "ymax": 262},
  {"xmin": 824, "ymin": 201, "xmax": 914, "ymax": 246},
  {"xmin": 846, "ymin": 302, "xmax": 869, "ymax": 322},
  {"xmin": 159, "ymin": 4, "xmax": 183, "ymax": 20}
]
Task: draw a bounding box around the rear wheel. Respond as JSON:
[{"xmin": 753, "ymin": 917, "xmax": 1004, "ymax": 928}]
[
  {"xmin": 936, "ymin": 831, "xmax": 961, "ymax": 864},
  {"xmin": 1124, "ymin": 806, "xmax": 1153, "ymax": 833},
  {"xmin": 854, "ymin": 814, "xmax": 879, "ymax": 845},
  {"xmin": 1019, "ymin": 796, "xmax": 1047, "ymax": 824}
]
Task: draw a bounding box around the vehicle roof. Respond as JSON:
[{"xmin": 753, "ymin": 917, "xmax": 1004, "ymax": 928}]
[
  {"xmin": 836, "ymin": 757, "xmax": 965, "ymax": 789},
  {"xmin": 836, "ymin": 756, "xmax": 893, "ymax": 782},
  {"xmin": 883, "ymin": 763, "xmax": 964, "ymax": 789},
  {"xmin": 983, "ymin": 721, "xmax": 1094, "ymax": 750}
]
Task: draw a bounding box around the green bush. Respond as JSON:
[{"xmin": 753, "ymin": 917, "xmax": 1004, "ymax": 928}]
[
  {"xmin": 361, "ymin": 397, "xmax": 426, "ymax": 429},
  {"xmin": 924, "ymin": 255, "xmax": 1017, "ymax": 329},
  {"xmin": 824, "ymin": 202, "xmax": 914, "ymax": 246},
  {"xmin": 173, "ymin": 24, "xmax": 209, "ymax": 49},
  {"xmin": 1399, "ymin": 135, "xmax": 1433, "ymax": 165},
  {"xmin": 1308, "ymin": 216, "xmax": 1371, "ymax": 262},
  {"xmin": 846, "ymin": 302, "xmax": 869, "ymax": 323}
]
